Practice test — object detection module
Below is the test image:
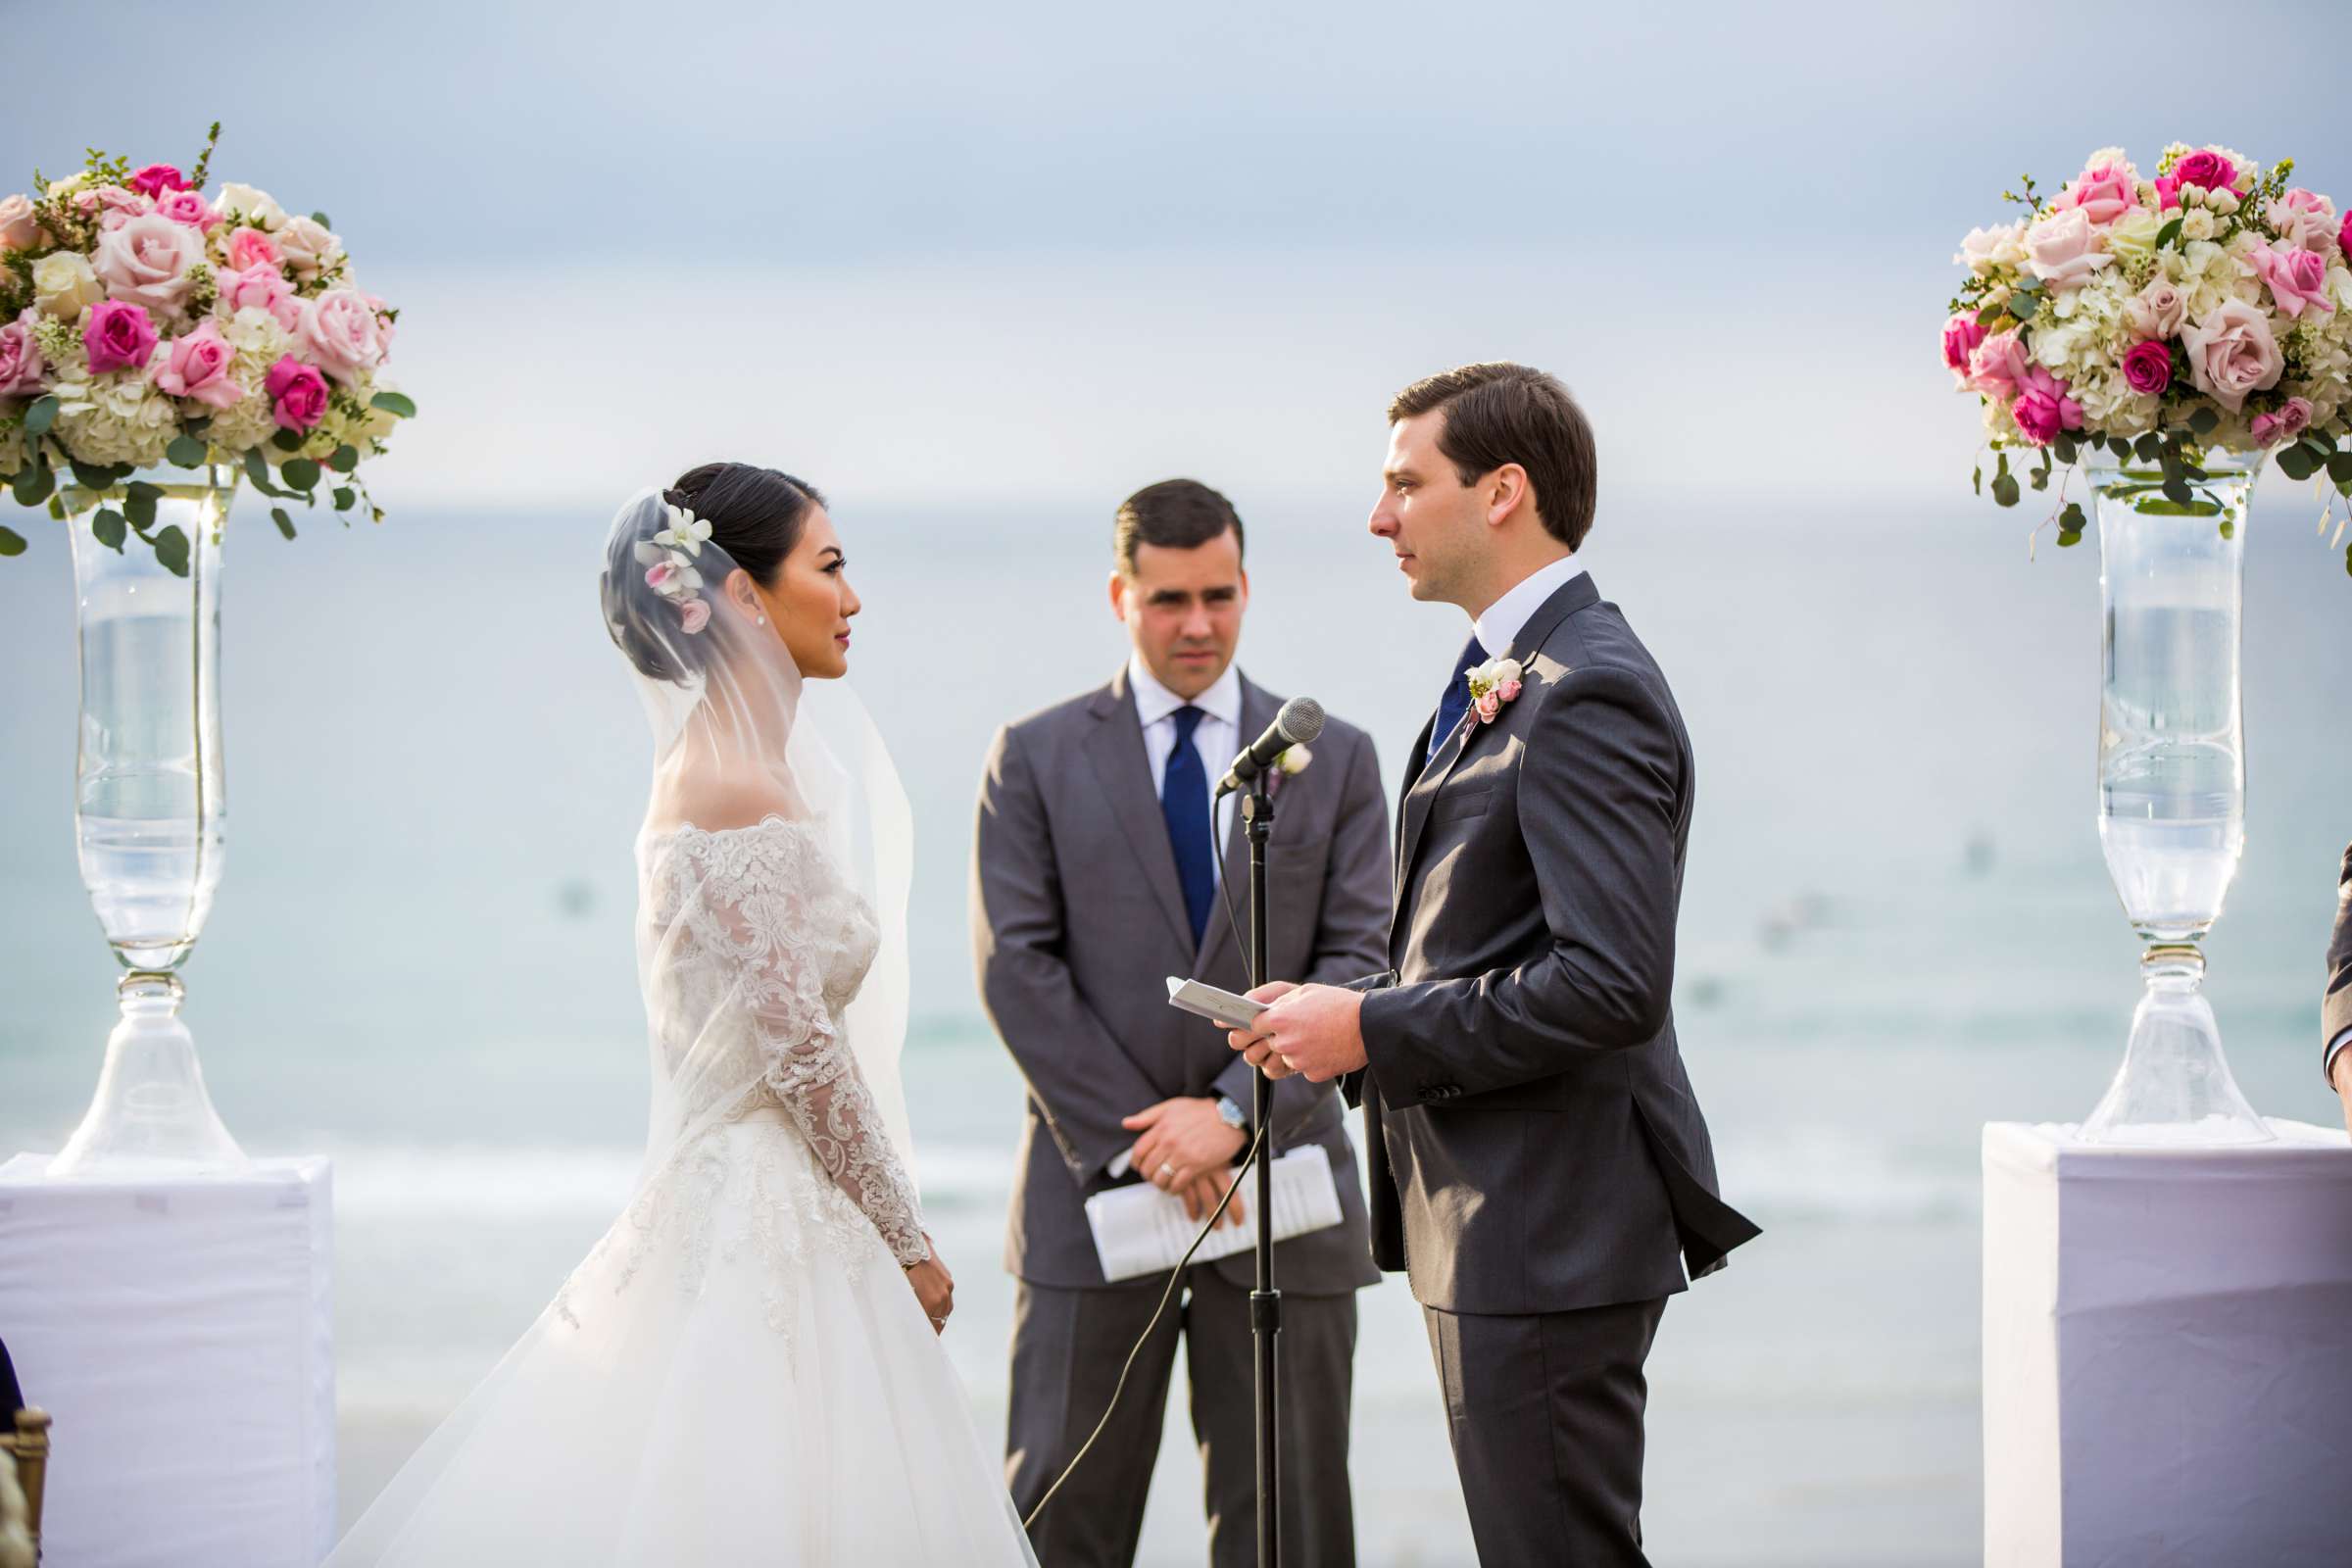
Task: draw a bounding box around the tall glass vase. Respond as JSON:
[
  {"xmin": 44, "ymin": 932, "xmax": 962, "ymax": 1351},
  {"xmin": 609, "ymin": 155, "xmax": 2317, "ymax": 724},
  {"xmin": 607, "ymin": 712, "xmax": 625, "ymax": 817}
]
[
  {"xmin": 48, "ymin": 465, "xmax": 247, "ymax": 1176},
  {"xmin": 2080, "ymin": 450, "xmax": 2270, "ymax": 1146}
]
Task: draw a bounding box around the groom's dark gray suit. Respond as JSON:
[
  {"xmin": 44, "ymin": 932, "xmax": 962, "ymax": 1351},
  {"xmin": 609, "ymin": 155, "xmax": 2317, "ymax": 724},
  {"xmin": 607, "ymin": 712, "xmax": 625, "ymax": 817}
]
[
  {"xmin": 975, "ymin": 663, "xmax": 1389, "ymax": 1568},
  {"xmin": 1346, "ymin": 569, "xmax": 1759, "ymax": 1565}
]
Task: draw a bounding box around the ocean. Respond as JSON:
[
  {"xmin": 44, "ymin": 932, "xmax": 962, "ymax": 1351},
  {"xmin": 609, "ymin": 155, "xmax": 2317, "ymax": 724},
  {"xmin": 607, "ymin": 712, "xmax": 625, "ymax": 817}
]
[{"xmin": 2, "ymin": 487, "xmax": 2346, "ymax": 1565}]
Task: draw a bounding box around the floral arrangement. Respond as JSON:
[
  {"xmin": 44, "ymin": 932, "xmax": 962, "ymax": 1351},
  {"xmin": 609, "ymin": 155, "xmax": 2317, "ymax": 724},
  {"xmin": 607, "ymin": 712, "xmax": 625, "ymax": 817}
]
[
  {"xmin": 633, "ymin": 502, "xmax": 715, "ymax": 634},
  {"xmin": 1944, "ymin": 144, "xmax": 2351, "ymax": 569},
  {"xmin": 0, "ymin": 125, "xmax": 415, "ymax": 573},
  {"xmin": 1466, "ymin": 656, "xmax": 1523, "ymax": 725}
]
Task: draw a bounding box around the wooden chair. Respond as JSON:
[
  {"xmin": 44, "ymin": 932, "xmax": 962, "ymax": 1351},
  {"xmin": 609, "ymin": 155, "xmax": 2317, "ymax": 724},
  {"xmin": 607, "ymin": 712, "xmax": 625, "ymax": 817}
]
[{"xmin": 0, "ymin": 1406, "xmax": 49, "ymax": 1560}]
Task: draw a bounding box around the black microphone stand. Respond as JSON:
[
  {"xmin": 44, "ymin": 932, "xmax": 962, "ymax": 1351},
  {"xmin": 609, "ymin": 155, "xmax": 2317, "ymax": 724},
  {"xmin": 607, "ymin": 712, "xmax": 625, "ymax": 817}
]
[{"xmin": 1242, "ymin": 772, "xmax": 1281, "ymax": 1568}]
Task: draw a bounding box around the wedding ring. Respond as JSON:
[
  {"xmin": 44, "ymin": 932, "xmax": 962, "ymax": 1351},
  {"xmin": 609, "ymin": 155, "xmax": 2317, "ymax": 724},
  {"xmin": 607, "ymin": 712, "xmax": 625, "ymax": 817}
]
[{"xmin": 1158, "ymin": 1161, "xmax": 1177, "ymax": 1180}]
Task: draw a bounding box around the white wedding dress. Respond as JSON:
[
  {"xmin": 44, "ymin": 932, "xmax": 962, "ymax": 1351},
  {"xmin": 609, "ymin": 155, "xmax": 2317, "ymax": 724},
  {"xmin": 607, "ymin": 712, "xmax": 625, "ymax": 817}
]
[{"xmin": 325, "ymin": 491, "xmax": 1037, "ymax": 1565}]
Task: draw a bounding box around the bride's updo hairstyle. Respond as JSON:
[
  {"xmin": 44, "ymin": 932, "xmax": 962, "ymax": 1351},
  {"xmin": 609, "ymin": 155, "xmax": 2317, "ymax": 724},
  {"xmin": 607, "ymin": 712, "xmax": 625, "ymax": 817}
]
[{"xmin": 603, "ymin": 462, "xmax": 828, "ymax": 685}]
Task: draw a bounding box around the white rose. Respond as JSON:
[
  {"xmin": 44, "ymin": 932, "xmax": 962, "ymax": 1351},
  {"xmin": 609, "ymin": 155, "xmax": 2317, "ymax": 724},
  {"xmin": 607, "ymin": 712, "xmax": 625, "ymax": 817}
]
[
  {"xmin": 1957, "ymin": 220, "xmax": 2028, "ymax": 275},
  {"xmin": 44, "ymin": 171, "xmax": 90, "ymax": 200},
  {"xmin": 273, "ymin": 216, "xmax": 342, "ymax": 282},
  {"xmin": 32, "ymin": 250, "xmax": 105, "ymax": 319},
  {"xmin": 2107, "ymin": 208, "xmax": 2165, "ymax": 267},
  {"xmin": 2207, "ymin": 188, "xmax": 2240, "ymax": 217},
  {"xmin": 2181, "ymin": 208, "xmax": 2218, "ymax": 242},
  {"xmin": 216, "ymin": 182, "xmax": 284, "ymax": 230}
]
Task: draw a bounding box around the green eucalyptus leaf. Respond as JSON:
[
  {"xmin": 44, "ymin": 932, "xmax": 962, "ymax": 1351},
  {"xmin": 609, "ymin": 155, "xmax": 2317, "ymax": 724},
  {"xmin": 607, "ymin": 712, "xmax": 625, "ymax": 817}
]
[
  {"xmin": 1972, "ymin": 466, "xmax": 1983, "ymax": 497},
  {"xmin": 332, "ymin": 486, "xmax": 356, "ymax": 512},
  {"xmin": 272, "ymin": 428, "xmax": 305, "ymax": 453},
  {"xmin": 12, "ymin": 462, "xmax": 53, "ymax": 507},
  {"xmin": 2053, "ymin": 434, "xmax": 2078, "ymax": 466},
  {"xmin": 2189, "ymin": 407, "xmax": 2220, "ymax": 437},
  {"xmin": 271, "ymin": 507, "xmax": 296, "ymax": 540},
  {"xmin": 91, "ymin": 508, "xmax": 126, "ymax": 552},
  {"xmin": 2134, "ymin": 432, "xmax": 2163, "ymax": 463},
  {"xmin": 2161, "ymin": 475, "xmax": 2193, "ymax": 507},
  {"xmin": 329, "ymin": 444, "xmax": 359, "ymax": 473},
  {"xmin": 2278, "ymin": 444, "xmax": 2322, "ymax": 481},
  {"xmin": 2008, "ymin": 291, "xmax": 2039, "ymax": 322},
  {"xmin": 122, "ymin": 491, "xmax": 155, "ymax": 529},
  {"xmin": 152, "ymin": 524, "xmax": 190, "ymax": 577},
  {"xmin": 23, "ymin": 396, "xmax": 58, "ymax": 438},
  {"xmin": 69, "ymin": 460, "xmax": 119, "ymax": 491},
  {"xmin": 166, "ymin": 434, "xmax": 209, "ymax": 468},
  {"xmin": 1991, "ymin": 472, "xmax": 2022, "ymax": 508},
  {"xmin": 2060, "ymin": 502, "xmax": 2086, "ymax": 531},
  {"xmin": 0, "ymin": 523, "xmax": 24, "ymax": 557},
  {"xmin": 243, "ymin": 447, "xmax": 288, "ymax": 498},
  {"xmin": 311, "ymin": 211, "xmax": 331, "ymax": 228},
  {"xmin": 368, "ymin": 390, "xmax": 416, "ymax": 419},
  {"xmin": 2328, "ymin": 450, "xmax": 2352, "ymax": 485},
  {"xmin": 2056, "ymin": 529, "xmax": 2083, "ymax": 548},
  {"xmin": 281, "ymin": 457, "xmax": 321, "ymax": 491},
  {"xmin": 2218, "ymin": 519, "xmax": 2235, "ymax": 540}
]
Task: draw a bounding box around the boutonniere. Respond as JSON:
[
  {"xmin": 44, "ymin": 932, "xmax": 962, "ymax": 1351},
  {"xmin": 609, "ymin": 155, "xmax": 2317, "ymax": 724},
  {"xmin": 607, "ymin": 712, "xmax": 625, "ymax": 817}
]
[
  {"xmin": 1465, "ymin": 657, "xmax": 1524, "ymax": 724},
  {"xmin": 1266, "ymin": 741, "xmax": 1313, "ymax": 799}
]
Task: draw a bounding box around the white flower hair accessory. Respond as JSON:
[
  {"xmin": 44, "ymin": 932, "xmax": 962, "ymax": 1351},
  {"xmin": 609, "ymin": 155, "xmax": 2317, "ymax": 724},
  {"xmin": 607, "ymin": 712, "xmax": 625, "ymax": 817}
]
[
  {"xmin": 1466, "ymin": 657, "xmax": 1525, "ymax": 725},
  {"xmin": 650, "ymin": 502, "xmax": 713, "ymax": 557},
  {"xmin": 631, "ymin": 531, "xmax": 710, "ymax": 635}
]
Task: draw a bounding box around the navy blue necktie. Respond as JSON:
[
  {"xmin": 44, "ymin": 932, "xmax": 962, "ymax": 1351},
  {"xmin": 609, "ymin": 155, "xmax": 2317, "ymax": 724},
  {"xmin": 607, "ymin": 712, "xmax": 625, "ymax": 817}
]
[
  {"xmin": 1162, "ymin": 706, "xmax": 1216, "ymax": 950},
  {"xmin": 1428, "ymin": 635, "xmax": 1487, "ymax": 764}
]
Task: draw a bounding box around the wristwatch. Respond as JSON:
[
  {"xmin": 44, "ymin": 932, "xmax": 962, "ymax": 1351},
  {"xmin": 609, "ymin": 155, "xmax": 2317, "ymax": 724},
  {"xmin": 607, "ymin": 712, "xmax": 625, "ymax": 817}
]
[{"xmin": 1215, "ymin": 1096, "xmax": 1248, "ymax": 1133}]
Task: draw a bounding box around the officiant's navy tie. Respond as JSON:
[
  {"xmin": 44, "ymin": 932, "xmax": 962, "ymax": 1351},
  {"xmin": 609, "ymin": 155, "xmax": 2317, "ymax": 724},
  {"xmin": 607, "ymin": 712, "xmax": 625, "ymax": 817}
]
[
  {"xmin": 1429, "ymin": 634, "xmax": 1487, "ymax": 763},
  {"xmin": 1162, "ymin": 706, "xmax": 1215, "ymax": 950}
]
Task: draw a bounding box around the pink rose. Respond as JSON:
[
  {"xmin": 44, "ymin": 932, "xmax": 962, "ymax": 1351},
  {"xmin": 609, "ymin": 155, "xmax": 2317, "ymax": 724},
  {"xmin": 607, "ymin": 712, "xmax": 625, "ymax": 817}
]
[
  {"xmin": 217, "ymin": 262, "xmax": 302, "ymax": 330},
  {"xmin": 1942, "ymin": 314, "xmax": 1987, "ymax": 387},
  {"xmin": 366, "ymin": 293, "xmax": 396, "ymax": 357},
  {"xmin": 295, "ymin": 289, "xmax": 385, "ymax": 386},
  {"xmin": 2060, "ymin": 159, "xmax": 2138, "ymax": 226},
  {"xmin": 2153, "ymin": 175, "xmax": 2182, "ymax": 213},
  {"xmin": 152, "ymin": 318, "xmax": 244, "ymax": 410},
  {"xmin": 91, "ymin": 213, "xmax": 205, "ymax": 313},
  {"xmin": 151, "ymin": 188, "xmax": 220, "ymax": 232},
  {"xmin": 2250, "ymin": 397, "xmax": 2314, "ymax": 448},
  {"xmin": 2180, "ymin": 300, "xmax": 2284, "ymax": 413},
  {"xmin": 2025, "ymin": 207, "xmax": 2111, "ymax": 290},
  {"xmin": 128, "ymin": 164, "xmax": 188, "ymax": 199},
  {"xmin": 2341, "ymin": 211, "xmax": 2352, "ymax": 262},
  {"xmin": 2121, "ymin": 339, "xmax": 2173, "ymax": 396},
  {"xmin": 1494, "ymin": 679, "xmax": 1523, "ymax": 704},
  {"xmin": 2251, "ymin": 241, "xmax": 2333, "ymax": 319},
  {"xmin": 1472, "ymin": 692, "xmax": 1500, "ymax": 724},
  {"xmin": 2123, "ymin": 278, "xmax": 2188, "ymax": 339},
  {"xmin": 0, "ymin": 194, "xmax": 39, "ymax": 251},
  {"xmin": 82, "ymin": 300, "xmax": 160, "ymax": 374},
  {"xmin": 2268, "ymin": 189, "xmax": 2339, "ymax": 255},
  {"xmin": 265, "ymin": 357, "xmax": 328, "ymax": 431},
  {"xmin": 676, "ymin": 598, "xmax": 712, "ymax": 635},
  {"xmin": 221, "ymin": 225, "xmax": 281, "ymax": 272},
  {"xmin": 2174, "ymin": 149, "xmax": 2239, "ymax": 194},
  {"xmin": 0, "ymin": 315, "xmax": 45, "ymax": 397},
  {"xmin": 74, "ymin": 184, "xmax": 152, "ymax": 231},
  {"xmin": 2010, "ymin": 366, "xmax": 2083, "ymax": 447},
  {"xmin": 1967, "ymin": 328, "xmax": 2032, "ymax": 403}
]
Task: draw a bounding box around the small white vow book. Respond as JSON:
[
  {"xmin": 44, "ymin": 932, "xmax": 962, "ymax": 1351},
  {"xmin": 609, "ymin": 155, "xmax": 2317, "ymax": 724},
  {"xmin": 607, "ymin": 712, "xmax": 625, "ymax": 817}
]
[{"xmin": 1085, "ymin": 1143, "xmax": 1346, "ymax": 1283}]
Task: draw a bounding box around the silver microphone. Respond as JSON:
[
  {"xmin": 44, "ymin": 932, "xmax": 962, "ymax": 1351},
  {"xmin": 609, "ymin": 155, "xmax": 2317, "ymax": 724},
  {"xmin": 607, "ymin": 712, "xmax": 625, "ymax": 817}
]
[{"xmin": 1214, "ymin": 696, "xmax": 1325, "ymax": 798}]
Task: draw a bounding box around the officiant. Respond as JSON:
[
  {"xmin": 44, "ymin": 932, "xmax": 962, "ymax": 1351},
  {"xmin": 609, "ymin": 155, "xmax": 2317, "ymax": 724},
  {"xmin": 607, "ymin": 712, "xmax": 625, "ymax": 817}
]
[{"xmin": 973, "ymin": 479, "xmax": 1391, "ymax": 1568}]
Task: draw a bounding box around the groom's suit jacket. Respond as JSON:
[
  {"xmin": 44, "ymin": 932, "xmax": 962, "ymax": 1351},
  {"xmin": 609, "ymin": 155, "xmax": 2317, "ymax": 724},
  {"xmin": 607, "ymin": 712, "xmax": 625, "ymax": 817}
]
[
  {"xmin": 975, "ymin": 665, "xmax": 1389, "ymax": 1294},
  {"xmin": 1347, "ymin": 572, "xmax": 1760, "ymax": 1315}
]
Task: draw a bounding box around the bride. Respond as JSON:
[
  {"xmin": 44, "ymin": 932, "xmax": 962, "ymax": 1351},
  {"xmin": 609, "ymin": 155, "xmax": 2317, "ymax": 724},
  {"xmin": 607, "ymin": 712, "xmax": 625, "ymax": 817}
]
[{"xmin": 325, "ymin": 465, "xmax": 1039, "ymax": 1564}]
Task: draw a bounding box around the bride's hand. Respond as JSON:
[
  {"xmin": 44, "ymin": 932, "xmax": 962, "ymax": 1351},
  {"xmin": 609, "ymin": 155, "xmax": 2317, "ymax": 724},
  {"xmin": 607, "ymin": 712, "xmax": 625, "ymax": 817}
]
[{"xmin": 906, "ymin": 1235, "xmax": 954, "ymax": 1334}]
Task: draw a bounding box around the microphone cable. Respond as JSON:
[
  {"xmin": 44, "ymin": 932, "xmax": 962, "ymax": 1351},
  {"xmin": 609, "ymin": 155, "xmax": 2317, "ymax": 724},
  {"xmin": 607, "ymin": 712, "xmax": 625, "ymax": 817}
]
[{"xmin": 1023, "ymin": 827, "xmax": 1273, "ymax": 1534}]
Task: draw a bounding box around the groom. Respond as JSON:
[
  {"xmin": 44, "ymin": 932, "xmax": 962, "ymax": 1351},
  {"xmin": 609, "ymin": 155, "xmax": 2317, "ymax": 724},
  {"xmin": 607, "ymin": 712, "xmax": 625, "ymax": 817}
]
[{"xmin": 1232, "ymin": 363, "xmax": 1760, "ymax": 1564}]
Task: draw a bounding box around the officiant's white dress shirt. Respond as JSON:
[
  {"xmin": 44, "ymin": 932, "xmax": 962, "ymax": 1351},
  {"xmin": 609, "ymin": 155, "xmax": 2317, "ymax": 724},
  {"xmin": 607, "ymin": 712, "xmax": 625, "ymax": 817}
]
[
  {"xmin": 1129, "ymin": 654, "xmax": 1242, "ymax": 887},
  {"xmin": 1472, "ymin": 553, "xmax": 1587, "ymax": 660}
]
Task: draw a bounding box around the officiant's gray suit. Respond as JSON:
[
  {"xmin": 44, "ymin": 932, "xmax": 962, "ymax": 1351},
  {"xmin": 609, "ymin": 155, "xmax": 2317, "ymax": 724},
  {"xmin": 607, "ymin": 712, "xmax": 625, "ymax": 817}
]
[
  {"xmin": 974, "ymin": 664, "xmax": 1388, "ymax": 1568},
  {"xmin": 1346, "ymin": 570, "xmax": 1760, "ymax": 1566}
]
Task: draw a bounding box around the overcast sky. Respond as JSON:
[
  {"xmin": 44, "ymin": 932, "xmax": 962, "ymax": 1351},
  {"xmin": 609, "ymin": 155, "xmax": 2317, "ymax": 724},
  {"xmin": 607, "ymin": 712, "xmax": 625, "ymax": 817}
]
[{"xmin": 4, "ymin": 0, "xmax": 2342, "ymax": 512}]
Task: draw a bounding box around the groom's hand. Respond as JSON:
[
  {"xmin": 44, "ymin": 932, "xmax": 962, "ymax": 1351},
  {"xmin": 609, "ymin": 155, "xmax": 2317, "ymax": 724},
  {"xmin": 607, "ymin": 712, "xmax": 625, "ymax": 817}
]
[
  {"xmin": 1227, "ymin": 983, "xmax": 1367, "ymax": 1083},
  {"xmin": 1122, "ymin": 1098, "xmax": 1246, "ymax": 1224}
]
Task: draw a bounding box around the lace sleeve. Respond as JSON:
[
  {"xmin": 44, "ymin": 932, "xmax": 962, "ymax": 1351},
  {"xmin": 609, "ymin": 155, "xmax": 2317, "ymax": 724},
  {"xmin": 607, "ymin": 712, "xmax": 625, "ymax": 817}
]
[{"xmin": 697, "ymin": 825, "xmax": 931, "ymax": 1268}]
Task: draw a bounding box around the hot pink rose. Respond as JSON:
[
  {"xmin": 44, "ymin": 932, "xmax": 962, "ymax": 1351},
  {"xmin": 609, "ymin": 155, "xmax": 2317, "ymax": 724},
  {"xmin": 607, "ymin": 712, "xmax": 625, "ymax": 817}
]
[
  {"xmin": 221, "ymin": 225, "xmax": 281, "ymax": 272},
  {"xmin": 128, "ymin": 164, "xmax": 188, "ymax": 199},
  {"xmin": 2180, "ymin": 300, "xmax": 2284, "ymax": 413},
  {"xmin": 2121, "ymin": 339, "xmax": 2173, "ymax": 396},
  {"xmin": 2060, "ymin": 160, "xmax": 2138, "ymax": 226},
  {"xmin": 91, "ymin": 213, "xmax": 205, "ymax": 313},
  {"xmin": 2010, "ymin": 366, "xmax": 2083, "ymax": 447},
  {"xmin": 2341, "ymin": 211, "xmax": 2352, "ymax": 262},
  {"xmin": 2174, "ymin": 149, "xmax": 2239, "ymax": 194},
  {"xmin": 2153, "ymin": 175, "xmax": 2182, "ymax": 213},
  {"xmin": 2250, "ymin": 397, "xmax": 2314, "ymax": 448},
  {"xmin": 2252, "ymin": 241, "xmax": 2334, "ymax": 319},
  {"xmin": 0, "ymin": 194, "xmax": 39, "ymax": 251},
  {"xmin": 0, "ymin": 315, "xmax": 45, "ymax": 397},
  {"xmin": 2025, "ymin": 207, "xmax": 2111, "ymax": 290},
  {"xmin": 265, "ymin": 357, "xmax": 328, "ymax": 431},
  {"xmin": 152, "ymin": 318, "xmax": 244, "ymax": 410},
  {"xmin": 217, "ymin": 262, "xmax": 302, "ymax": 329},
  {"xmin": 1942, "ymin": 314, "xmax": 1987, "ymax": 386},
  {"xmin": 295, "ymin": 289, "xmax": 385, "ymax": 386},
  {"xmin": 1967, "ymin": 328, "xmax": 2032, "ymax": 403},
  {"xmin": 676, "ymin": 598, "xmax": 712, "ymax": 635},
  {"xmin": 151, "ymin": 188, "xmax": 220, "ymax": 232},
  {"xmin": 82, "ymin": 300, "xmax": 160, "ymax": 374}
]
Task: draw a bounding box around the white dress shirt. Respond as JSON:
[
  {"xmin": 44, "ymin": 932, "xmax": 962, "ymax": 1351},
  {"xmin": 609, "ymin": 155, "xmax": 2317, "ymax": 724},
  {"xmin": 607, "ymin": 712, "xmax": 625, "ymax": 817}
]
[
  {"xmin": 1472, "ymin": 553, "xmax": 1587, "ymax": 660},
  {"xmin": 2328, "ymin": 1028, "xmax": 2350, "ymax": 1085},
  {"xmin": 1128, "ymin": 654, "xmax": 1242, "ymax": 887}
]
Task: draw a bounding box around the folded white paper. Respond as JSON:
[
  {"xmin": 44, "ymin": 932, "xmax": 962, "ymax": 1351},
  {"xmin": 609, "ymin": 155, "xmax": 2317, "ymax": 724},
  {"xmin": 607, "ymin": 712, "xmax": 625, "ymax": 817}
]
[{"xmin": 1085, "ymin": 1142, "xmax": 1344, "ymax": 1282}]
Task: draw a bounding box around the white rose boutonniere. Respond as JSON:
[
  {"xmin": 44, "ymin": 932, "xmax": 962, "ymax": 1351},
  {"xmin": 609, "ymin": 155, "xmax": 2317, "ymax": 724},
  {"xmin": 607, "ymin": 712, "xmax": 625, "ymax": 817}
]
[{"xmin": 1466, "ymin": 657, "xmax": 1525, "ymax": 724}]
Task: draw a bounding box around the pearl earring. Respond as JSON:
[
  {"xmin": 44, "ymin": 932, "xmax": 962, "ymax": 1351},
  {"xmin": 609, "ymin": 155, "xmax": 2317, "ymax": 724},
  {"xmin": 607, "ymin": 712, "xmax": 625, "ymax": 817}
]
[{"xmin": 756, "ymin": 615, "xmax": 766, "ymax": 625}]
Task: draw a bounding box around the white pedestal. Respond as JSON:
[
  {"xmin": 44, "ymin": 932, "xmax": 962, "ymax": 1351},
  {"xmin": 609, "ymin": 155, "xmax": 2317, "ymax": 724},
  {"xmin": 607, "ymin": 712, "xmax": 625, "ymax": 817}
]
[
  {"xmin": 1982, "ymin": 1120, "xmax": 2352, "ymax": 1567},
  {"xmin": 0, "ymin": 1154, "xmax": 334, "ymax": 1568}
]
